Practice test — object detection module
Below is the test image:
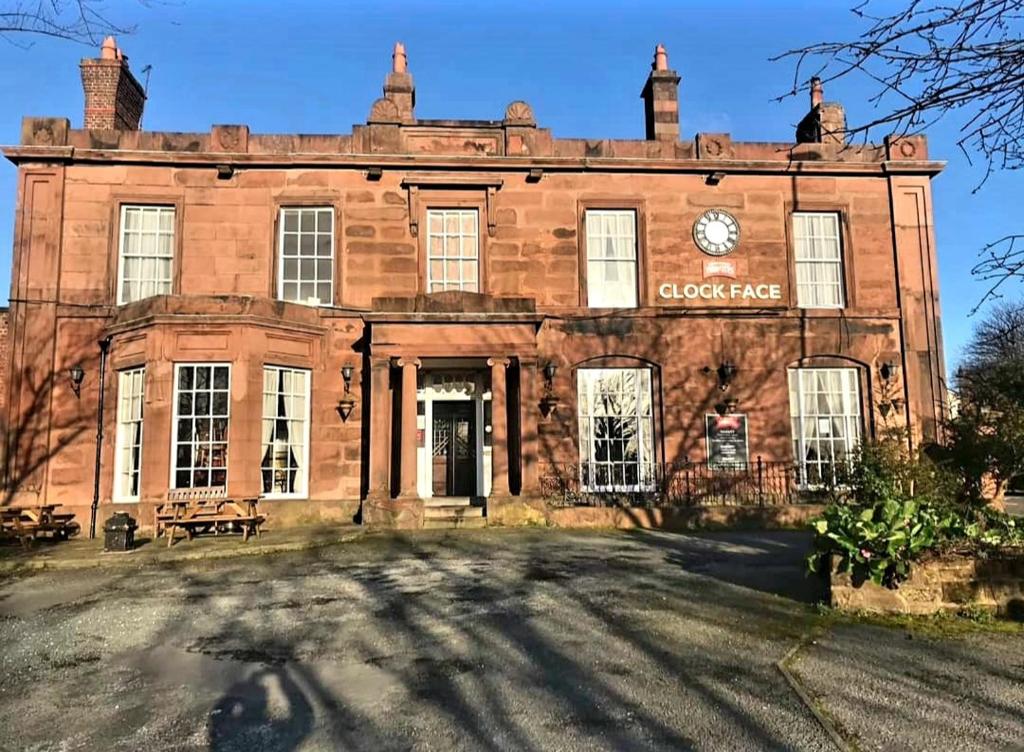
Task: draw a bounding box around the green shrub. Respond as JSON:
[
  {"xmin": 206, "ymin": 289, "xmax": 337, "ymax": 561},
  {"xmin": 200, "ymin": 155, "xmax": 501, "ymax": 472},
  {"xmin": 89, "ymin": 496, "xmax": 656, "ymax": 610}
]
[{"xmin": 808, "ymin": 438, "xmax": 1023, "ymax": 589}]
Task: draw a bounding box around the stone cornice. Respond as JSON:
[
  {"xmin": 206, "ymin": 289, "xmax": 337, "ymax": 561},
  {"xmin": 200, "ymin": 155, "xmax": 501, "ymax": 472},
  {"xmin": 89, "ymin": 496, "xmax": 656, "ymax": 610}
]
[{"xmin": 1, "ymin": 145, "xmax": 945, "ymax": 176}]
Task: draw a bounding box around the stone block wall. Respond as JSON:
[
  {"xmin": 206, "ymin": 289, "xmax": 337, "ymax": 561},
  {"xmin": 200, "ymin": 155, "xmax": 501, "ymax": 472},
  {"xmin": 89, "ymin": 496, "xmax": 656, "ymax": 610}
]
[{"xmin": 831, "ymin": 552, "xmax": 1024, "ymax": 616}]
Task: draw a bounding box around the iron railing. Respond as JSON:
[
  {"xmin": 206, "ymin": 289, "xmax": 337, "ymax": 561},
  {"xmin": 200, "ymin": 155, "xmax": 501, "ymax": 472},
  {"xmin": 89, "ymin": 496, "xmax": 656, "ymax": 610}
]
[{"xmin": 539, "ymin": 458, "xmax": 802, "ymax": 508}]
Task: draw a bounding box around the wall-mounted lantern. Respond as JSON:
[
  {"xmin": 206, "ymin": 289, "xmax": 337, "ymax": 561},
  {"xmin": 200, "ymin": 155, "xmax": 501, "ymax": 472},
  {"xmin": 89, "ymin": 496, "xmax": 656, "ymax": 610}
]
[
  {"xmin": 702, "ymin": 361, "xmax": 738, "ymax": 392},
  {"xmin": 540, "ymin": 362, "xmax": 560, "ymax": 417},
  {"xmin": 879, "ymin": 361, "xmax": 898, "ymax": 382},
  {"xmin": 68, "ymin": 364, "xmax": 85, "ymax": 397},
  {"xmin": 878, "ymin": 397, "xmax": 905, "ymax": 419},
  {"xmin": 714, "ymin": 396, "xmax": 739, "ymax": 416},
  {"xmin": 337, "ymin": 364, "xmax": 357, "ymax": 421}
]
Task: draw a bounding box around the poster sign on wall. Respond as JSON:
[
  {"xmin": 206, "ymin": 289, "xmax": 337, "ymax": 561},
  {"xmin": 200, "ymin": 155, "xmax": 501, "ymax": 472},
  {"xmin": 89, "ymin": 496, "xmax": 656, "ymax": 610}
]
[{"xmin": 705, "ymin": 414, "xmax": 749, "ymax": 468}]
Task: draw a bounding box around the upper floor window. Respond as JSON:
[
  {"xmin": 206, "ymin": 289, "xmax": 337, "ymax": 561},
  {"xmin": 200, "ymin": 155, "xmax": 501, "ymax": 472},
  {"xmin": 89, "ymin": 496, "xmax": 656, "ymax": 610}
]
[
  {"xmin": 793, "ymin": 212, "xmax": 845, "ymax": 309},
  {"xmin": 427, "ymin": 208, "xmax": 479, "ymax": 292},
  {"xmin": 113, "ymin": 367, "xmax": 145, "ymax": 502},
  {"xmin": 117, "ymin": 205, "xmax": 175, "ymax": 305},
  {"xmin": 577, "ymin": 368, "xmax": 655, "ymax": 492},
  {"xmin": 788, "ymin": 367, "xmax": 861, "ymax": 486},
  {"xmin": 171, "ymin": 364, "xmax": 230, "ymax": 489},
  {"xmin": 585, "ymin": 210, "xmax": 638, "ymax": 308},
  {"xmin": 278, "ymin": 207, "xmax": 334, "ymax": 306}
]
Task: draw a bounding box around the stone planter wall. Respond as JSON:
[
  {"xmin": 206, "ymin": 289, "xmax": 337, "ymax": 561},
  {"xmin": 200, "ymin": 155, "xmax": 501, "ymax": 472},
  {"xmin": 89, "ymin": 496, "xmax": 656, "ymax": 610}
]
[
  {"xmin": 487, "ymin": 499, "xmax": 824, "ymax": 532},
  {"xmin": 830, "ymin": 551, "xmax": 1024, "ymax": 617}
]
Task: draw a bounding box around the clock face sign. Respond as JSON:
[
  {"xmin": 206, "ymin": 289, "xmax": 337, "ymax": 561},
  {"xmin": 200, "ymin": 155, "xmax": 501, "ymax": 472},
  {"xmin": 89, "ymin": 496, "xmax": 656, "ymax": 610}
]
[{"xmin": 693, "ymin": 209, "xmax": 740, "ymax": 256}]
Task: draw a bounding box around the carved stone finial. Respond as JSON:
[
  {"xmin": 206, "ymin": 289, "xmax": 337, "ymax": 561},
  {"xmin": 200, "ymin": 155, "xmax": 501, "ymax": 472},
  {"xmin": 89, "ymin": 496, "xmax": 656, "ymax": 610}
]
[
  {"xmin": 504, "ymin": 100, "xmax": 535, "ymax": 125},
  {"xmin": 368, "ymin": 97, "xmax": 401, "ymax": 124},
  {"xmin": 653, "ymin": 44, "xmax": 669, "ymax": 71},
  {"xmin": 810, "ymin": 76, "xmax": 824, "ymax": 108},
  {"xmin": 393, "ymin": 42, "xmax": 407, "ymax": 73}
]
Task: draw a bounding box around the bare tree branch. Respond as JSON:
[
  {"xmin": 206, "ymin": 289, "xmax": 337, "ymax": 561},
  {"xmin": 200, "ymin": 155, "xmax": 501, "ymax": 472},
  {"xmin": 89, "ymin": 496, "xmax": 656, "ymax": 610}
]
[
  {"xmin": 0, "ymin": 0, "xmax": 135, "ymax": 47},
  {"xmin": 775, "ymin": 0, "xmax": 1024, "ymax": 308}
]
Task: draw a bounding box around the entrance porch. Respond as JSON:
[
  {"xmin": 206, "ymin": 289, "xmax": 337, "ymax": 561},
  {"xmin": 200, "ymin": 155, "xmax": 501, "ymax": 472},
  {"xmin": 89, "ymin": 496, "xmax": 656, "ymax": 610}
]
[{"xmin": 361, "ymin": 295, "xmax": 542, "ymax": 529}]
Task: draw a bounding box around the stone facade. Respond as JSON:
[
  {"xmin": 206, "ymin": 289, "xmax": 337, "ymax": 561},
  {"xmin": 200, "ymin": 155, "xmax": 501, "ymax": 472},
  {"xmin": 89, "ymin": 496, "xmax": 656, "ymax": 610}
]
[{"xmin": 1, "ymin": 41, "xmax": 947, "ymax": 530}]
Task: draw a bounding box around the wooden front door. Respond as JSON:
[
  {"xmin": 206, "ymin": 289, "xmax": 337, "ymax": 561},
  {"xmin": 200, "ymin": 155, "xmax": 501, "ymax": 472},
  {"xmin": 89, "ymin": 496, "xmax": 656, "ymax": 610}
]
[{"xmin": 432, "ymin": 402, "xmax": 476, "ymax": 496}]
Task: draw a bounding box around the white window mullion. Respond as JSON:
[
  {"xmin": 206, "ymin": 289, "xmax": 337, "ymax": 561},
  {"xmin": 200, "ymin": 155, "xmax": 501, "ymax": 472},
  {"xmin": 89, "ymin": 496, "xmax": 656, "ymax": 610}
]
[
  {"xmin": 585, "ymin": 210, "xmax": 638, "ymax": 308},
  {"xmin": 426, "ymin": 209, "xmax": 480, "ymax": 293},
  {"xmin": 117, "ymin": 205, "xmax": 175, "ymax": 305},
  {"xmin": 171, "ymin": 363, "xmax": 231, "ymax": 489},
  {"xmin": 260, "ymin": 366, "xmax": 311, "ymax": 499},
  {"xmin": 278, "ymin": 207, "xmax": 334, "ymax": 306},
  {"xmin": 788, "ymin": 367, "xmax": 861, "ymax": 485},
  {"xmin": 793, "ymin": 212, "xmax": 845, "ymax": 309},
  {"xmin": 113, "ymin": 367, "xmax": 145, "ymax": 502}
]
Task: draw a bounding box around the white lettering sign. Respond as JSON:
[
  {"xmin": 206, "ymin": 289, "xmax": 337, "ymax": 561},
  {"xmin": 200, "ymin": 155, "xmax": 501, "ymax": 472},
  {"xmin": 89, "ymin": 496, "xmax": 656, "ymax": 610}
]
[{"xmin": 658, "ymin": 282, "xmax": 782, "ymax": 301}]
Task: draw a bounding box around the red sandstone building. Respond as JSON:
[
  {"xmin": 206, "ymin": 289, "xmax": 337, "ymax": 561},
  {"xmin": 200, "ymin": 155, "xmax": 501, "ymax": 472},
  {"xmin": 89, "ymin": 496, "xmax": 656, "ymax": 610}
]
[{"xmin": 1, "ymin": 39, "xmax": 946, "ymax": 530}]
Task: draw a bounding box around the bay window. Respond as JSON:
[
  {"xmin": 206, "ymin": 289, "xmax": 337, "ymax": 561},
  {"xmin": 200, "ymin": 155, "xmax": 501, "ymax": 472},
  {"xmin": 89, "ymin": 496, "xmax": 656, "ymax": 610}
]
[
  {"xmin": 260, "ymin": 366, "xmax": 311, "ymax": 498},
  {"xmin": 171, "ymin": 364, "xmax": 230, "ymax": 489}
]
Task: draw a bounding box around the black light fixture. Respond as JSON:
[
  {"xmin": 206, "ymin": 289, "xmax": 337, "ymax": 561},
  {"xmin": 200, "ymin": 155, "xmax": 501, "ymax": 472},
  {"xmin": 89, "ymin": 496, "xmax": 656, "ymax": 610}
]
[
  {"xmin": 879, "ymin": 361, "xmax": 897, "ymax": 382},
  {"xmin": 543, "ymin": 362, "xmax": 558, "ymax": 390},
  {"xmin": 714, "ymin": 397, "xmax": 739, "ymax": 416},
  {"xmin": 337, "ymin": 364, "xmax": 357, "ymax": 422},
  {"xmin": 716, "ymin": 361, "xmax": 738, "ymax": 391},
  {"xmin": 68, "ymin": 364, "xmax": 85, "ymax": 397}
]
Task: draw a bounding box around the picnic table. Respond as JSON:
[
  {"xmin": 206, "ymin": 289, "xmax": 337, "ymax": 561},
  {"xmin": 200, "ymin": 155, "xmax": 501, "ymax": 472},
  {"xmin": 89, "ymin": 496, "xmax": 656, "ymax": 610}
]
[
  {"xmin": 0, "ymin": 504, "xmax": 79, "ymax": 546},
  {"xmin": 155, "ymin": 488, "xmax": 265, "ymax": 547}
]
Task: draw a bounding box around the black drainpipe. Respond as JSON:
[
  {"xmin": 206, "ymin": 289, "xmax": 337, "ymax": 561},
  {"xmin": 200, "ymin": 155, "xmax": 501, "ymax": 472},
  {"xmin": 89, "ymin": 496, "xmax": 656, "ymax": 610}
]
[{"xmin": 89, "ymin": 336, "xmax": 112, "ymax": 539}]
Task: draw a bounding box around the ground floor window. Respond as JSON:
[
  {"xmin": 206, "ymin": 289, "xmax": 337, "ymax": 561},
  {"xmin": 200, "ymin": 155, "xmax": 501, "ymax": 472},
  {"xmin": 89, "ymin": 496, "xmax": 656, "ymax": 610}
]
[
  {"xmin": 113, "ymin": 367, "xmax": 145, "ymax": 501},
  {"xmin": 172, "ymin": 364, "xmax": 230, "ymax": 489},
  {"xmin": 788, "ymin": 367, "xmax": 862, "ymax": 485},
  {"xmin": 577, "ymin": 368, "xmax": 655, "ymax": 491},
  {"xmin": 260, "ymin": 366, "xmax": 311, "ymax": 498}
]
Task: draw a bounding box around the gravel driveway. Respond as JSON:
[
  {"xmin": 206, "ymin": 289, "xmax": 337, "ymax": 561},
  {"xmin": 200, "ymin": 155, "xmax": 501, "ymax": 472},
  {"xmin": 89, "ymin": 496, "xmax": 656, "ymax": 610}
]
[{"xmin": 0, "ymin": 528, "xmax": 1021, "ymax": 751}]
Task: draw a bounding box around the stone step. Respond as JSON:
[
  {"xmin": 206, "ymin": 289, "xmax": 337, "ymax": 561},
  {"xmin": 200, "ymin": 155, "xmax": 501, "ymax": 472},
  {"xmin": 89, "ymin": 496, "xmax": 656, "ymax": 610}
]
[
  {"xmin": 423, "ymin": 496, "xmax": 475, "ymax": 508},
  {"xmin": 423, "ymin": 516, "xmax": 488, "ymax": 530},
  {"xmin": 423, "ymin": 505, "xmax": 484, "ymax": 519}
]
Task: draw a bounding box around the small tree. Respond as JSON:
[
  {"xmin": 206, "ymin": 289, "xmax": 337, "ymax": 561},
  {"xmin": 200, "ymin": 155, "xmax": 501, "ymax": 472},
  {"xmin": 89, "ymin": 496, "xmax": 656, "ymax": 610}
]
[{"xmin": 945, "ymin": 301, "xmax": 1024, "ymax": 500}]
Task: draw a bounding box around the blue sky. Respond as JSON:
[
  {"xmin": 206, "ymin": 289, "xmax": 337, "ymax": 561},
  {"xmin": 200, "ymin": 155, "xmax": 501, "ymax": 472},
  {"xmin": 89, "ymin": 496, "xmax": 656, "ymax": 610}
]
[{"xmin": 0, "ymin": 0, "xmax": 1017, "ymax": 368}]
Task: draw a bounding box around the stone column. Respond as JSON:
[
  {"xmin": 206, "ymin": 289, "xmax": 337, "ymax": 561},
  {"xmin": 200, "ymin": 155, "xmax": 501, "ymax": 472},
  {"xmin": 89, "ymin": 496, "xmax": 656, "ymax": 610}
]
[
  {"xmin": 397, "ymin": 357, "xmax": 420, "ymax": 498},
  {"xmin": 488, "ymin": 357, "xmax": 511, "ymax": 497},
  {"xmin": 367, "ymin": 356, "xmax": 392, "ymax": 499},
  {"xmin": 518, "ymin": 359, "xmax": 540, "ymax": 496}
]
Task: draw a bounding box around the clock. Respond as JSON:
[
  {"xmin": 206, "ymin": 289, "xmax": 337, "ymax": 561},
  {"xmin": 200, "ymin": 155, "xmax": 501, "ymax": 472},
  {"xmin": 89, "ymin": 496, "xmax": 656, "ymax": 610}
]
[{"xmin": 693, "ymin": 209, "xmax": 740, "ymax": 256}]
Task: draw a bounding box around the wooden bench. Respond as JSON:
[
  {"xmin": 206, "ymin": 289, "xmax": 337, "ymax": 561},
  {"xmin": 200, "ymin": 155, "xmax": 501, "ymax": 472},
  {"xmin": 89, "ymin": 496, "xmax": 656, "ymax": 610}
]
[
  {"xmin": 155, "ymin": 488, "xmax": 265, "ymax": 547},
  {"xmin": 0, "ymin": 505, "xmax": 78, "ymax": 547}
]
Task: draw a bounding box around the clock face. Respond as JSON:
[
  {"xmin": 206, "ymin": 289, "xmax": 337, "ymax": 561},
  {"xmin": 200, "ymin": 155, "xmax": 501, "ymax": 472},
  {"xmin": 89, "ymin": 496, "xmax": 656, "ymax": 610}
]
[{"xmin": 693, "ymin": 209, "xmax": 740, "ymax": 256}]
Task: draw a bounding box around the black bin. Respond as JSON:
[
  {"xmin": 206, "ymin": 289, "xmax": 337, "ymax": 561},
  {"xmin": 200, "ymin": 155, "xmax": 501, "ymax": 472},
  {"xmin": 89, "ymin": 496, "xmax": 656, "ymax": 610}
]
[{"xmin": 103, "ymin": 512, "xmax": 137, "ymax": 552}]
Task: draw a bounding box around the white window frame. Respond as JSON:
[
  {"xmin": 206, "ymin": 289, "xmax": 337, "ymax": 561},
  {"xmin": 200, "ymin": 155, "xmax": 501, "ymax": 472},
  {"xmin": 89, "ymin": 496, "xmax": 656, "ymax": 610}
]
[
  {"xmin": 116, "ymin": 204, "xmax": 175, "ymax": 305},
  {"xmin": 426, "ymin": 208, "xmax": 480, "ymax": 292},
  {"xmin": 113, "ymin": 367, "xmax": 145, "ymax": 503},
  {"xmin": 260, "ymin": 365, "xmax": 312, "ymax": 500},
  {"xmin": 788, "ymin": 367, "xmax": 862, "ymax": 486},
  {"xmin": 585, "ymin": 209, "xmax": 639, "ymax": 308},
  {"xmin": 577, "ymin": 368, "xmax": 655, "ymax": 492},
  {"xmin": 793, "ymin": 212, "xmax": 846, "ymax": 309},
  {"xmin": 170, "ymin": 363, "xmax": 232, "ymax": 490},
  {"xmin": 277, "ymin": 206, "xmax": 335, "ymax": 306}
]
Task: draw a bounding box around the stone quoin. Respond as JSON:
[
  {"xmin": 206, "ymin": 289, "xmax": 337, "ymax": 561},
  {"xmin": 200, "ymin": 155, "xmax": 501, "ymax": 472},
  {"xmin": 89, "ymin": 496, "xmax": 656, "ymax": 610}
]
[{"xmin": 1, "ymin": 40, "xmax": 947, "ymax": 529}]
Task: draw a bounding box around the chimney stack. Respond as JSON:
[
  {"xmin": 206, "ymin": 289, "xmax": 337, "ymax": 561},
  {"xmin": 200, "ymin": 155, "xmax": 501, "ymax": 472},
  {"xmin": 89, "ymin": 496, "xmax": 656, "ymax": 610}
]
[
  {"xmin": 796, "ymin": 77, "xmax": 846, "ymax": 146},
  {"xmin": 641, "ymin": 44, "xmax": 681, "ymax": 142},
  {"xmin": 80, "ymin": 36, "xmax": 146, "ymax": 131},
  {"xmin": 383, "ymin": 42, "xmax": 416, "ymax": 122}
]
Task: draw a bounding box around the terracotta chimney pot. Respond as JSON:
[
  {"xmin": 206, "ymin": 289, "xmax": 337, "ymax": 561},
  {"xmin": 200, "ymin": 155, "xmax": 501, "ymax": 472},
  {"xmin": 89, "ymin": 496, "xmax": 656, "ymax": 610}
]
[
  {"xmin": 393, "ymin": 42, "xmax": 408, "ymax": 73},
  {"xmin": 653, "ymin": 44, "xmax": 669, "ymax": 71},
  {"xmin": 810, "ymin": 76, "xmax": 824, "ymax": 108},
  {"xmin": 100, "ymin": 36, "xmax": 118, "ymax": 60}
]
